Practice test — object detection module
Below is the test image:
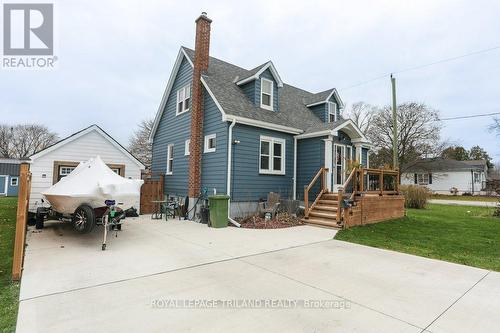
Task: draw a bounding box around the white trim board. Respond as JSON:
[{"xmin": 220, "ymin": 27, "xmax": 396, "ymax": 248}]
[
  {"xmin": 236, "ymin": 61, "xmax": 284, "ymax": 88},
  {"xmin": 150, "ymin": 47, "xmax": 194, "ymax": 141},
  {"xmin": 29, "ymin": 125, "xmax": 145, "ymax": 169},
  {"xmin": 306, "ymin": 88, "xmax": 344, "ymax": 109}
]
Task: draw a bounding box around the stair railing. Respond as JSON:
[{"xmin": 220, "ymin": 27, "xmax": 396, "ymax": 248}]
[
  {"xmin": 304, "ymin": 167, "xmax": 329, "ymax": 218},
  {"xmin": 336, "ymin": 168, "xmax": 358, "ymax": 223}
]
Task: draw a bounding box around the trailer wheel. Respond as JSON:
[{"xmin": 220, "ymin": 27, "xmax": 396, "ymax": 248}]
[{"xmin": 73, "ymin": 205, "xmax": 95, "ymax": 234}]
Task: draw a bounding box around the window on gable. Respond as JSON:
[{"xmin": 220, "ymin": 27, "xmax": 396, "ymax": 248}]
[
  {"xmin": 260, "ymin": 78, "xmax": 273, "ymax": 110},
  {"xmin": 259, "ymin": 136, "xmax": 285, "ymax": 175},
  {"xmin": 328, "ymin": 102, "xmax": 337, "ymax": 123},
  {"xmin": 176, "ymin": 85, "xmax": 191, "ymax": 115},
  {"xmin": 166, "ymin": 144, "xmax": 174, "ymax": 175},
  {"xmin": 204, "ymin": 134, "xmax": 216, "ymax": 153},
  {"xmin": 185, "ymin": 139, "xmax": 190, "ymax": 156}
]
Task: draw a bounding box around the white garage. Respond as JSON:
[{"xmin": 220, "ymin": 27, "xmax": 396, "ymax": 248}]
[{"xmin": 28, "ymin": 124, "xmax": 145, "ymax": 212}]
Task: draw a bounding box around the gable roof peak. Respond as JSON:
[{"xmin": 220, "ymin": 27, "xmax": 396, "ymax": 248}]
[{"xmin": 236, "ymin": 60, "xmax": 284, "ymax": 88}]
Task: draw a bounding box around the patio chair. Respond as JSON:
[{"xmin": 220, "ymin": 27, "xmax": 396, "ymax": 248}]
[{"xmin": 258, "ymin": 192, "xmax": 281, "ymax": 219}]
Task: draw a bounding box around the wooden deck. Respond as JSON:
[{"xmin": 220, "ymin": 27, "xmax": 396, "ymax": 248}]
[{"xmin": 303, "ymin": 167, "xmax": 405, "ymax": 229}]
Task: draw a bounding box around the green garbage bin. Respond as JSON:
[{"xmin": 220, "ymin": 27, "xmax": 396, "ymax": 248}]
[{"xmin": 208, "ymin": 195, "xmax": 230, "ymax": 228}]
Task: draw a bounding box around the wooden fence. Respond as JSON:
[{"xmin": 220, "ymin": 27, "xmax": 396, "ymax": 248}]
[
  {"xmin": 12, "ymin": 162, "xmax": 31, "ymax": 281},
  {"xmin": 140, "ymin": 175, "xmax": 164, "ymax": 214}
]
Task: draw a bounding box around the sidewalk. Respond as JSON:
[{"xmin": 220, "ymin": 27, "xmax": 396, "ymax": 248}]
[{"xmin": 428, "ymin": 199, "xmax": 498, "ymax": 207}]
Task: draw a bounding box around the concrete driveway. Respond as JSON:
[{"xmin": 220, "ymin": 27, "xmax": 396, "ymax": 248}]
[{"xmin": 17, "ymin": 217, "xmax": 499, "ymax": 332}]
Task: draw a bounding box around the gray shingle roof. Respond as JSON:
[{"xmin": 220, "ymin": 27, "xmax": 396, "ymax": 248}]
[
  {"xmin": 404, "ymin": 158, "xmax": 485, "ymax": 172},
  {"xmin": 182, "ymin": 47, "xmax": 340, "ymax": 133}
]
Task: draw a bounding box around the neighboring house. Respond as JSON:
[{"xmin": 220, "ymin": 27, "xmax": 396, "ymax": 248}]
[
  {"xmin": 150, "ymin": 13, "xmax": 371, "ymax": 216},
  {"xmin": 401, "ymin": 158, "xmax": 488, "ymax": 195},
  {"xmin": 0, "ymin": 158, "xmax": 20, "ymax": 196},
  {"xmin": 28, "ymin": 124, "xmax": 145, "ymax": 212}
]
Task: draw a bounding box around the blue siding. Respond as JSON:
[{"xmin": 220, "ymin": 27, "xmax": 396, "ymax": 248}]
[
  {"xmin": 255, "ymin": 69, "xmax": 279, "ymax": 112},
  {"xmin": 201, "ymin": 89, "xmax": 228, "ymax": 195},
  {"xmin": 310, "ymin": 104, "xmax": 327, "ymax": 122},
  {"xmin": 335, "ymin": 131, "xmax": 352, "ymax": 146},
  {"xmin": 296, "ymin": 137, "xmax": 325, "ymax": 201},
  {"xmin": 7, "ymin": 176, "xmax": 19, "ymax": 196},
  {"xmin": 231, "ymin": 124, "xmax": 293, "ymax": 201},
  {"xmin": 240, "ymin": 81, "xmax": 256, "ymax": 104},
  {"xmin": 151, "ymin": 58, "xmax": 193, "ymax": 197}
]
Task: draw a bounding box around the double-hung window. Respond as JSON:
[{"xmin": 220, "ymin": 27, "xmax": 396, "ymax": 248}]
[
  {"xmin": 260, "ymin": 78, "xmax": 273, "ymax": 110},
  {"xmin": 176, "ymin": 85, "xmax": 191, "ymax": 115},
  {"xmin": 166, "ymin": 144, "xmax": 174, "ymax": 175},
  {"xmin": 327, "ymin": 102, "xmax": 337, "ymax": 123},
  {"xmin": 259, "ymin": 136, "xmax": 285, "ymax": 175}
]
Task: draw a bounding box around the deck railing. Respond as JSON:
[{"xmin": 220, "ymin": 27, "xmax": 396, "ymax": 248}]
[
  {"xmin": 304, "ymin": 167, "xmax": 328, "ymax": 218},
  {"xmin": 337, "ymin": 167, "xmax": 399, "ymax": 223}
]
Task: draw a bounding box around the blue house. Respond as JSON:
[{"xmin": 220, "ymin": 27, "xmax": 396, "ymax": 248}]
[
  {"xmin": 150, "ymin": 13, "xmax": 371, "ymax": 220},
  {"xmin": 0, "ymin": 158, "xmax": 20, "ymax": 197}
]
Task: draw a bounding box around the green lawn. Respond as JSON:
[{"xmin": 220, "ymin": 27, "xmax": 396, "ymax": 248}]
[
  {"xmin": 430, "ymin": 194, "xmax": 499, "ymax": 202},
  {"xmin": 336, "ymin": 204, "xmax": 500, "ymax": 271},
  {"xmin": 0, "ymin": 197, "xmax": 19, "ymax": 333}
]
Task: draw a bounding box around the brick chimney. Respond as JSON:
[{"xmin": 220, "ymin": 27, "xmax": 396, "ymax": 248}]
[{"xmin": 188, "ymin": 12, "xmax": 212, "ymax": 198}]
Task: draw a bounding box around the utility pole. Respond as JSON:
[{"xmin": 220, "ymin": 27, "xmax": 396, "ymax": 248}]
[{"xmin": 391, "ymin": 74, "xmax": 398, "ymax": 169}]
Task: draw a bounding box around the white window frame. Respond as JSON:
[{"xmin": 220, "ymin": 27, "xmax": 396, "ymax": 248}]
[
  {"xmin": 259, "ymin": 135, "xmax": 285, "ymax": 175},
  {"xmin": 260, "ymin": 78, "xmax": 274, "ymax": 111},
  {"xmin": 166, "ymin": 144, "xmax": 174, "ymax": 175},
  {"xmin": 176, "ymin": 84, "xmax": 191, "ymax": 116},
  {"xmin": 204, "ymin": 134, "xmax": 216, "ymax": 153},
  {"xmin": 345, "ymin": 146, "xmax": 352, "ymax": 161},
  {"xmin": 184, "ymin": 139, "xmax": 190, "ymax": 156},
  {"xmin": 59, "ymin": 166, "xmax": 75, "ymax": 177},
  {"xmin": 10, "ymin": 177, "xmax": 18, "ymax": 186},
  {"xmin": 417, "ymin": 173, "xmax": 429, "ymax": 185},
  {"xmin": 327, "ymin": 102, "xmax": 337, "ymax": 123}
]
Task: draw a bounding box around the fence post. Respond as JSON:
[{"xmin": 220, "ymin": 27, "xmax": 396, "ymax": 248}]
[
  {"xmin": 12, "ymin": 160, "xmax": 31, "ymax": 281},
  {"xmin": 304, "ymin": 185, "xmax": 309, "ymax": 217},
  {"xmin": 337, "ymin": 188, "xmax": 343, "ymax": 224},
  {"xmin": 359, "ymin": 169, "xmax": 364, "ymax": 193},
  {"xmin": 379, "ymin": 170, "xmax": 384, "ymax": 196}
]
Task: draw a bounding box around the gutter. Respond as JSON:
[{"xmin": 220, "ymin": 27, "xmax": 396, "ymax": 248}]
[
  {"xmin": 293, "ymin": 136, "xmax": 297, "ymax": 200},
  {"xmin": 226, "ymin": 119, "xmax": 240, "ymax": 227}
]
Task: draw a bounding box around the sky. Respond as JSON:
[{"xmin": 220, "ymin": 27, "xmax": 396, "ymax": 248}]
[{"xmin": 1, "ymin": 0, "xmax": 499, "ymax": 163}]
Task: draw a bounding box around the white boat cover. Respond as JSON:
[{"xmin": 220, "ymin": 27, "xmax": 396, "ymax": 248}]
[{"xmin": 42, "ymin": 156, "xmax": 144, "ymax": 214}]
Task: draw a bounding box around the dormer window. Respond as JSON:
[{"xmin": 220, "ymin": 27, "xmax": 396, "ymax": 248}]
[
  {"xmin": 328, "ymin": 102, "xmax": 337, "ymax": 123},
  {"xmin": 176, "ymin": 85, "xmax": 191, "ymax": 115},
  {"xmin": 260, "ymin": 78, "xmax": 273, "ymax": 111}
]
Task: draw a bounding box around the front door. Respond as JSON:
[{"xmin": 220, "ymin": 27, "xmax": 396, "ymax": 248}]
[{"xmin": 333, "ymin": 144, "xmax": 345, "ymax": 191}]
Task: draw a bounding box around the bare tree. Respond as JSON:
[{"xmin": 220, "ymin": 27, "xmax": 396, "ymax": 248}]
[
  {"xmin": 0, "ymin": 124, "xmax": 58, "ymax": 158},
  {"xmin": 368, "ymin": 102, "xmax": 441, "ymax": 172},
  {"xmin": 342, "ymin": 102, "xmax": 376, "ymax": 134},
  {"xmin": 129, "ymin": 118, "xmax": 153, "ymax": 167},
  {"xmin": 0, "ymin": 125, "xmax": 14, "ymax": 158},
  {"xmin": 489, "ymin": 117, "xmax": 500, "ymax": 136}
]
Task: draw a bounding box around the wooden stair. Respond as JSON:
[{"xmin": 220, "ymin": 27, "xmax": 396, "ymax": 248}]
[{"xmin": 302, "ymin": 192, "xmax": 343, "ymax": 229}]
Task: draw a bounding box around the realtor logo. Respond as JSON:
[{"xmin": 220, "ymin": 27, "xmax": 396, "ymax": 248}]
[
  {"xmin": 3, "ymin": 3, "xmax": 53, "ymax": 55},
  {"xmin": 2, "ymin": 3, "xmax": 56, "ymax": 69}
]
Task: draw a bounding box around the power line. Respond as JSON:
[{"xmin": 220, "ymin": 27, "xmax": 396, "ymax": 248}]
[
  {"xmin": 439, "ymin": 112, "xmax": 500, "ymax": 121},
  {"xmin": 339, "ymin": 45, "xmax": 500, "ymax": 91}
]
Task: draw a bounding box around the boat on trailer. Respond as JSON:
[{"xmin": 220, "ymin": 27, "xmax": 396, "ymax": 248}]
[{"xmin": 36, "ymin": 156, "xmax": 143, "ymax": 249}]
